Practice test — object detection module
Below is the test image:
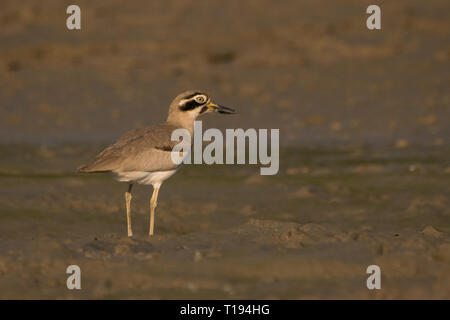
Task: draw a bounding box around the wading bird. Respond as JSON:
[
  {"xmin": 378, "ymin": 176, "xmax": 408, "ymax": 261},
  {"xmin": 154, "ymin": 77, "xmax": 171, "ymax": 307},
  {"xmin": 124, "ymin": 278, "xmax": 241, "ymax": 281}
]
[{"xmin": 77, "ymin": 90, "xmax": 236, "ymax": 236}]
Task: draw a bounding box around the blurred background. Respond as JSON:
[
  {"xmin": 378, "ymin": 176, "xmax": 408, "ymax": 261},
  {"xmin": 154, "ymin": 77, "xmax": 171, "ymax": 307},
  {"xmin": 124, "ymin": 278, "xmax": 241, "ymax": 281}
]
[{"xmin": 0, "ymin": 0, "xmax": 449, "ymax": 299}]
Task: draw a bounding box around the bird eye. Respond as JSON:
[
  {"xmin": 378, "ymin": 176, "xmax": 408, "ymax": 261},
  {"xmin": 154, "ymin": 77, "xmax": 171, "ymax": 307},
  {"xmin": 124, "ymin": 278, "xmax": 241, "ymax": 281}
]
[{"xmin": 195, "ymin": 96, "xmax": 206, "ymax": 103}]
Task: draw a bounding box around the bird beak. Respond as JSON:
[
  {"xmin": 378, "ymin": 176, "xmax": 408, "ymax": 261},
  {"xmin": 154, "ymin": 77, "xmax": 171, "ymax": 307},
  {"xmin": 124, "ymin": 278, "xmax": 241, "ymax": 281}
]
[{"xmin": 206, "ymin": 102, "xmax": 237, "ymax": 114}]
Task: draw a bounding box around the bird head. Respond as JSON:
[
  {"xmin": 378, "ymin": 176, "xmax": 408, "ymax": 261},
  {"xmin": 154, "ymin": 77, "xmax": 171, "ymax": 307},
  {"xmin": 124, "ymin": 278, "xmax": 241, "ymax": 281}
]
[{"xmin": 169, "ymin": 90, "xmax": 237, "ymax": 121}]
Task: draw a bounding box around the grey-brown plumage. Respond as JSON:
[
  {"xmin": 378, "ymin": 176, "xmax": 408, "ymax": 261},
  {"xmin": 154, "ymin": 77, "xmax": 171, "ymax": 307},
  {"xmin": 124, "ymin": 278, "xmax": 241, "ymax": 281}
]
[
  {"xmin": 77, "ymin": 90, "xmax": 236, "ymax": 236},
  {"xmin": 77, "ymin": 124, "xmax": 183, "ymax": 173}
]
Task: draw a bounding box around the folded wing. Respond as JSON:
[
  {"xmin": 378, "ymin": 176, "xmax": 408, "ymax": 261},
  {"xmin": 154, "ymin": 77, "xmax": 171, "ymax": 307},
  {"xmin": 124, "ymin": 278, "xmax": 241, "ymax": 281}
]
[{"xmin": 77, "ymin": 124, "xmax": 184, "ymax": 173}]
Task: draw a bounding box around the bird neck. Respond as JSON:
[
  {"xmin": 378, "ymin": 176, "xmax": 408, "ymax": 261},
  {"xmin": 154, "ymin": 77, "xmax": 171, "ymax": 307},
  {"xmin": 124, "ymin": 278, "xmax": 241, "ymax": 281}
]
[{"xmin": 166, "ymin": 112, "xmax": 196, "ymax": 135}]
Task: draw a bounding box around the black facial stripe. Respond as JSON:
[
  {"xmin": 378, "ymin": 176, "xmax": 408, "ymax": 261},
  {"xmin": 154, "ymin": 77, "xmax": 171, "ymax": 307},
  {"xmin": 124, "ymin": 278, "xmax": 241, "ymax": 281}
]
[
  {"xmin": 183, "ymin": 92, "xmax": 203, "ymax": 100},
  {"xmin": 199, "ymin": 106, "xmax": 208, "ymax": 114},
  {"xmin": 180, "ymin": 99, "xmax": 203, "ymax": 111}
]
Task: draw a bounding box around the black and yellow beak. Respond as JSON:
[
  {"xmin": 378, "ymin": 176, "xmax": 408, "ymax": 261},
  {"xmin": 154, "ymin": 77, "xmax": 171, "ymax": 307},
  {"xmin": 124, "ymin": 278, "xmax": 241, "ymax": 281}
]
[{"xmin": 206, "ymin": 102, "xmax": 237, "ymax": 114}]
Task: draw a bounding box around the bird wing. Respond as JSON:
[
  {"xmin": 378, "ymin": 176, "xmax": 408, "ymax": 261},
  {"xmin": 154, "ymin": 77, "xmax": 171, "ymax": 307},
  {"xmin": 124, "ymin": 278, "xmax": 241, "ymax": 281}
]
[{"xmin": 77, "ymin": 124, "xmax": 185, "ymax": 173}]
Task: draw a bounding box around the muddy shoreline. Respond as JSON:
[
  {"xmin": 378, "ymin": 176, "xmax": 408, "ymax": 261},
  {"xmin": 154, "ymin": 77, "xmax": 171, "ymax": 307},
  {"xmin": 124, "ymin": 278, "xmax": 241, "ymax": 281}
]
[
  {"xmin": 0, "ymin": 144, "xmax": 449, "ymax": 298},
  {"xmin": 0, "ymin": 0, "xmax": 449, "ymax": 298}
]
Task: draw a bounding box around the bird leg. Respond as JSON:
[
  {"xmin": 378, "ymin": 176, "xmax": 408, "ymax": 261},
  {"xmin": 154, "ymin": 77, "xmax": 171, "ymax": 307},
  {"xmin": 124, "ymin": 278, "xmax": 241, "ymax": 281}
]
[
  {"xmin": 125, "ymin": 184, "xmax": 133, "ymax": 237},
  {"xmin": 149, "ymin": 186, "xmax": 160, "ymax": 236}
]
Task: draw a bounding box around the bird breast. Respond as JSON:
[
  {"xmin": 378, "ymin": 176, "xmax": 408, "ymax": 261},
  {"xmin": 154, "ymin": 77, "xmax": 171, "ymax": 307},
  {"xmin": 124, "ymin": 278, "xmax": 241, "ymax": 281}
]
[{"xmin": 113, "ymin": 169, "xmax": 179, "ymax": 187}]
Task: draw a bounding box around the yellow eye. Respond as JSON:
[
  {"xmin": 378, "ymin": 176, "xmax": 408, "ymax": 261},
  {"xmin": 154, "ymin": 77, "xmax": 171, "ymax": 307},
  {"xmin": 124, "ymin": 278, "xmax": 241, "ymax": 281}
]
[{"xmin": 195, "ymin": 96, "xmax": 206, "ymax": 103}]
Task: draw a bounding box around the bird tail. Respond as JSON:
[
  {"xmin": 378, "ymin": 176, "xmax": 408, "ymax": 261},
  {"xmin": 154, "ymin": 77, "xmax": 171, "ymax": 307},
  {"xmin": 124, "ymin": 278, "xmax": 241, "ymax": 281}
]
[
  {"xmin": 77, "ymin": 161, "xmax": 112, "ymax": 173},
  {"xmin": 76, "ymin": 164, "xmax": 91, "ymax": 173}
]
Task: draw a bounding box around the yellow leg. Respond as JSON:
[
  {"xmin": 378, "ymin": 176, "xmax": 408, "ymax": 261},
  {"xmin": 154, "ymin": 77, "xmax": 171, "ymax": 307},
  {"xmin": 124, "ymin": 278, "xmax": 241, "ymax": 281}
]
[
  {"xmin": 125, "ymin": 184, "xmax": 133, "ymax": 237},
  {"xmin": 149, "ymin": 186, "xmax": 160, "ymax": 236}
]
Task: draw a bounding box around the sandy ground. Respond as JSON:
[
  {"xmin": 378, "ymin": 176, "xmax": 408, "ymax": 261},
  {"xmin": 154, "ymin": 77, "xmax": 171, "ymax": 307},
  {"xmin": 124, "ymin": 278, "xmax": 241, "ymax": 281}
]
[{"xmin": 0, "ymin": 0, "xmax": 449, "ymax": 299}]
